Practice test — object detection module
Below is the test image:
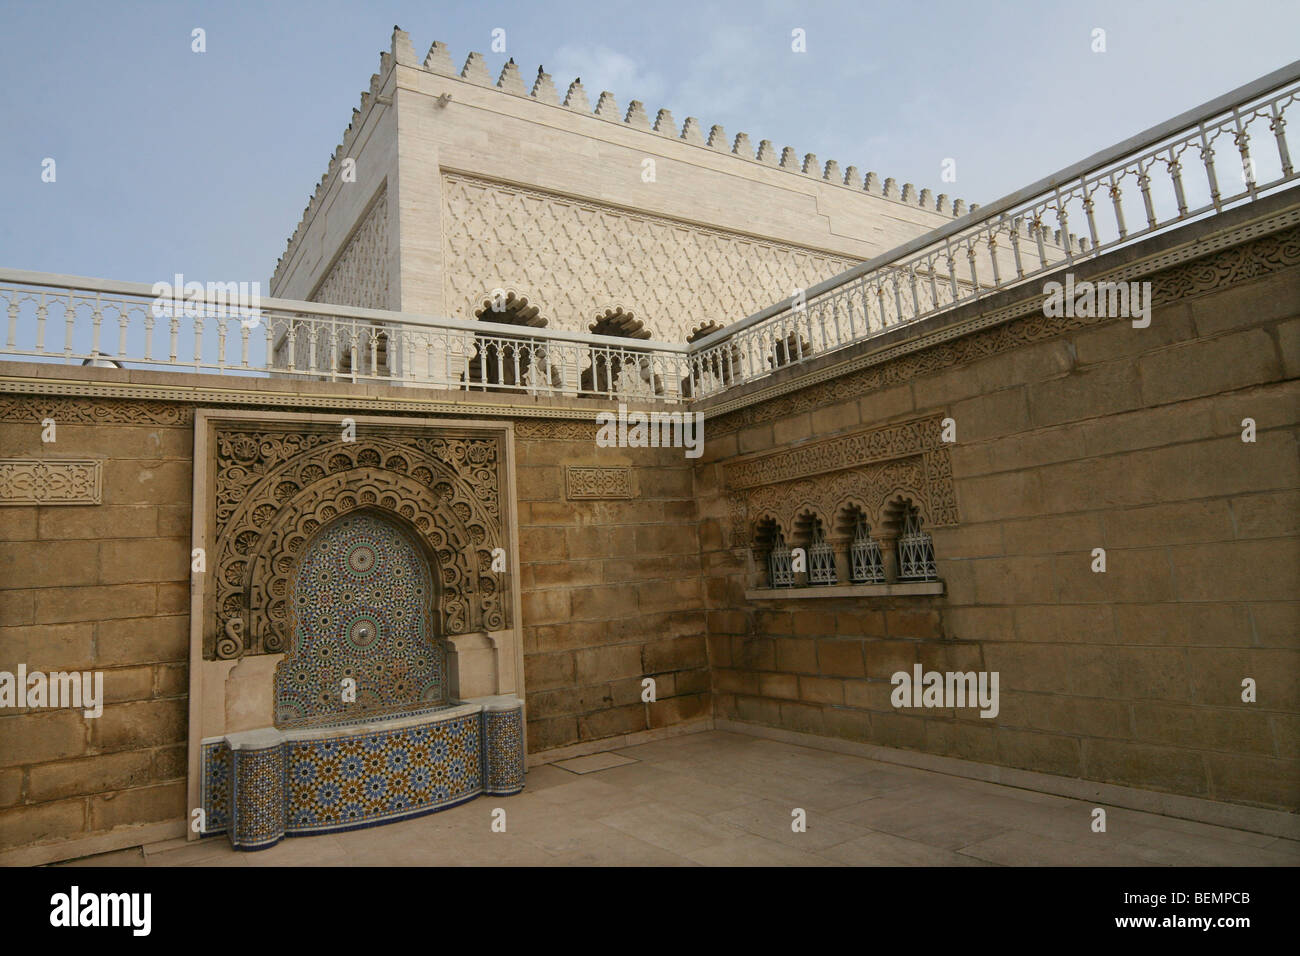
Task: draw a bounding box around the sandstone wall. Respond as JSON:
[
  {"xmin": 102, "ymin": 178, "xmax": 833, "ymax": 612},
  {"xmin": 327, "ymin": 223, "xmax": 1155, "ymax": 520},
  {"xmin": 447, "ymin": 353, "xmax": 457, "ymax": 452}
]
[
  {"xmin": 697, "ymin": 227, "xmax": 1300, "ymax": 811},
  {"xmin": 0, "ymin": 401, "xmax": 194, "ymax": 857},
  {"xmin": 0, "ymin": 379, "xmax": 709, "ymax": 861},
  {"xmin": 514, "ymin": 422, "xmax": 708, "ymax": 753}
]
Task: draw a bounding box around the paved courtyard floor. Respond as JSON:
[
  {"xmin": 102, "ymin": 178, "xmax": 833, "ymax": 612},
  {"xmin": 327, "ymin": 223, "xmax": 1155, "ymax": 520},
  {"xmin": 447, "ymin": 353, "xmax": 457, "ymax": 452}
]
[{"xmin": 58, "ymin": 731, "xmax": 1299, "ymax": 867}]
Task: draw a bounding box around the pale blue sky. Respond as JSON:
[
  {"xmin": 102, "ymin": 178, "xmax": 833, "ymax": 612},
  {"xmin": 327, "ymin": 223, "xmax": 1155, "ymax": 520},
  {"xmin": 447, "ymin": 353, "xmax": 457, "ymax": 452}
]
[{"xmin": 1, "ymin": 0, "xmax": 1296, "ymax": 291}]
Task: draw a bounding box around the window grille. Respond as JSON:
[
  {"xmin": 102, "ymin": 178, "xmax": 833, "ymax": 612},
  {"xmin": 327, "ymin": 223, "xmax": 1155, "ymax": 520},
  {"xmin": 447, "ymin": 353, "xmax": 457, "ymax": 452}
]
[
  {"xmin": 849, "ymin": 517, "xmax": 886, "ymax": 584},
  {"xmin": 808, "ymin": 524, "xmax": 837, "ymax": 585},
  {"xmin": 896, "ymin": 512, "xmax": 937, "ymax": 581},
  {"xmin": 767, "ymin": 532, "xmax": 795, "ymax": 588}
]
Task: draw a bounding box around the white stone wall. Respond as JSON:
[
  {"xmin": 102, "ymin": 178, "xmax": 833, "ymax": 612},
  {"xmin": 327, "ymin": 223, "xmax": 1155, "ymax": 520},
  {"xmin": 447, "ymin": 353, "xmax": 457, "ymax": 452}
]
[{"xmin": 272, "ymin": 29, "xmax": 972, "ymax": 335}]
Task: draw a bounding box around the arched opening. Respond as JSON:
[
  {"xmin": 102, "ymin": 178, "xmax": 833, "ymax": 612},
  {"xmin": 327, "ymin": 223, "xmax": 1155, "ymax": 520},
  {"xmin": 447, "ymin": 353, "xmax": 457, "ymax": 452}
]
[
  {"xmin": 754, "ymin": 516, "xmax": 794, "ymax": 589},
  {"xmin": 767, "ymin": 329, "xmax": 811, "ymax": 370},
  {"xmin": 882, "ymin": 497, "xmax": 938, "ymax": 582},
  {"xmin": 273, "ymin": 509, "xmax": 446, "ymax": 728},
  {"xmin": 682, "ymin": 321, "xmax": 741, "ymax": 398},
  {"xmin": 467, "ymin": 291, "xmax": 559, "ymax": 392},
  {"xmin": 581, "ymin": 307, "xmax": 664, "ymax": 398},
  {"xmin": 839, "ymin": 504, "xmax": 886, "ymax": 584},
  {"xmin": 793, "ymin": 510, "xmax": 837, "ymax": 586}
]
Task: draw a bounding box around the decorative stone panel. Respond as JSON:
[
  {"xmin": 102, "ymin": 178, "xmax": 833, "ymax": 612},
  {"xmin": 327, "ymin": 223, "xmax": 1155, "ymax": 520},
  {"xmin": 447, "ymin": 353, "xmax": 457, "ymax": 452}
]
[
  {"xmin": 311, "ymin": 188, "xmax": 391, "ymax": 310},
  {"xmin": 565, "ymin": 465, "xmax": 632, "ymax": 499},
  {"xmin": 0, "ymin": 459, "xmax": 101, "ymax": 505}
]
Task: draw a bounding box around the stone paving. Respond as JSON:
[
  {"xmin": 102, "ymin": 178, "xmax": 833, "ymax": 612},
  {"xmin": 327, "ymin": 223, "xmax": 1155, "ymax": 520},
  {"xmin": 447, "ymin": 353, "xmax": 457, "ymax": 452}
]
[{"xmin": 55, "ymin": 731, "xmax": 1299, "ymax": 867}]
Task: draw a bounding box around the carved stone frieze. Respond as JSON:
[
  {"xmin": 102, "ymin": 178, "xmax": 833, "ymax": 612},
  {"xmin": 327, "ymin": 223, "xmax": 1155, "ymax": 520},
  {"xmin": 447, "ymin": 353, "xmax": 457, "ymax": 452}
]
[
  {"xmin": 514, "ymin": 419, "xmax": 599, "ymax": 441},
  {"xmin": 0, "ymin": 396, "xmax": 191, "ymax": 426}
]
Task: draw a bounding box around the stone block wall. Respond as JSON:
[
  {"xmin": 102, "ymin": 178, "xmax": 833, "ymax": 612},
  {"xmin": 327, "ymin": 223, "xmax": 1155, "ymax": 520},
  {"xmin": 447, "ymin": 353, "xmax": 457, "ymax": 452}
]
[
  {"xmin": 513, "ymin": 420, "xmax": 709, "ymax": 753},
  {"xmin": 697, "ymin": 228, "xmax": 1300, "ymax": 811},
  {"xmin": 0, "ymin": 401, "xmax": 194, "ymax": 856},
  {"xmin": 0, "ymin": 381, "xmax": 711, "ymax": 861}
]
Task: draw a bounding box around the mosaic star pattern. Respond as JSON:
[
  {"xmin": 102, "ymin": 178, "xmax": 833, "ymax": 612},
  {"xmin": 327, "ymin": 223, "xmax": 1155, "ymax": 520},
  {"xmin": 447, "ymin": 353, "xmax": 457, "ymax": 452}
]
[
  {"xmin": 274, "ymin": 512, "xmax": 445, "ymax": 727},
  {"xmin": 201, "ymin": 741, "xmax": 231, "ymax": 835},
  {"xmin": 286, "ymin": 713, "xmax": 483, "ymax": 834},
  {"xmin": 483, "ymin": 709, "xmax": 525, "ymax": 795},
  {"xmin": 230, "ymin": 745, "xmax": 287, "ymax": 849}
]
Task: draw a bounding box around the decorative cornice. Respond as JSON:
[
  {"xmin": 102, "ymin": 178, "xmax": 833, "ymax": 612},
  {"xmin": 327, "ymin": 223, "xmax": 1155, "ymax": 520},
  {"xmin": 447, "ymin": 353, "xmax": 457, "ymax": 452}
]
[{"xmin": 0, "ymin": 377, "xmax": 608, "ymax": 424}]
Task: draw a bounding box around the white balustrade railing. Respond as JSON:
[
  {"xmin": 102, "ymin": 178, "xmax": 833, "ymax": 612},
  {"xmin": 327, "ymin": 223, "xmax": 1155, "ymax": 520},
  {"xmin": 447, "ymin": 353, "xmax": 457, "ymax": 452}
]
[
  {"xmin": 686, "ymin": 60, "xmax": 1300, "ymax": 398},
  {"xmin": 0, "ymin": 269, "xmax": 692, "ymax": 403},
  {"xmin": 2, "ymin": 62, "xmax": 1296, "ymax": 406}
]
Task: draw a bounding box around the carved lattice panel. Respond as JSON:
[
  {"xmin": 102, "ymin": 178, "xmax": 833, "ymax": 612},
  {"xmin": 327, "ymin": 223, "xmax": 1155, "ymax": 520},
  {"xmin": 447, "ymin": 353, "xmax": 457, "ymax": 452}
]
[
  {"xmin": 724, "ymin": 415, "xmax": 958, "ymax": 547},
  {"xmin": 441, "ymin": 173, "xmax": 855, "ymax": 342}
]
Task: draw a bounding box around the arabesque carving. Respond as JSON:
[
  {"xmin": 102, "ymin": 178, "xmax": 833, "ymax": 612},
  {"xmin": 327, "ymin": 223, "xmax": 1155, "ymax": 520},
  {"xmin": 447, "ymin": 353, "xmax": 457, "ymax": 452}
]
[
  {"xmin": 724, "ymin": 415, "xmax": 957, "ymax": 546},
  {"xmin": 208, "ymin": 423, "xmax": 507, "ymax": 660}
]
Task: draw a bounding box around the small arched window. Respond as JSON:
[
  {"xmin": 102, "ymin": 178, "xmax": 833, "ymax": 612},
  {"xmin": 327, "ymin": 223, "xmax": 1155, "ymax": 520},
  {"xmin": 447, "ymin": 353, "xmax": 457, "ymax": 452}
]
[
  {"xmin": 768, "ymin": 531, "xmax": 796, "ymax": 588},
  {"xmin": 849, "ymin": 516, "xmax": 886, "ymax": 584},
  {"xmin": 896, "ymin": 511, "xmax": 938, "ymax": 581},
  {"xmin": 807, "ymin": 522, "xmax": 837, "ymax": 585}
]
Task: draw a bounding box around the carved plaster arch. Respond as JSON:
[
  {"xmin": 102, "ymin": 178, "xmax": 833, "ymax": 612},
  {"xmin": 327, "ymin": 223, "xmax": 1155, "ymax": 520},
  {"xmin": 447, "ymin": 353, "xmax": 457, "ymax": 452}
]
[
  {"xmin": 209, "ymin": 432, "xmax": 506, "ymax": 660},
  {"xmin": 469, "ymin": 287, "xmax": 547, "ymax": 327}
]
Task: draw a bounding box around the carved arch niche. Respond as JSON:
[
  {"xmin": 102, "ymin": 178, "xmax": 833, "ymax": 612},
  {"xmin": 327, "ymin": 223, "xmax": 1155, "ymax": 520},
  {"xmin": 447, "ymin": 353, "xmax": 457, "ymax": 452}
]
[
  {"xmin": 723, "ymin": 415, "xmax": 959, "ymax": 590},
  {"xmin": 187, "ymin": 412, "xmax": 526, "ymax": 751}
]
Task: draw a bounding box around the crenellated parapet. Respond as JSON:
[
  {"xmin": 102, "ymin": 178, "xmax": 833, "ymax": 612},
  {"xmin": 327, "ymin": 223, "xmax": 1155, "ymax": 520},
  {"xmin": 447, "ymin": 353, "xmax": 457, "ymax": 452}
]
[{"xmin": 271, "ymin": 26, "xmax": 980, "ymax": 291}]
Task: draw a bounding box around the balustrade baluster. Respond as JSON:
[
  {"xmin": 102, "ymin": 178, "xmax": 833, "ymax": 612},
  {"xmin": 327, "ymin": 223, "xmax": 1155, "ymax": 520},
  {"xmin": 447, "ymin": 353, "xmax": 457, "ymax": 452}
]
[
  {"xmin": 1271, "ymin": 107, "xmax": 1293, "ymax": 175},
  {"xmin": 90, "ymin": 293, "xmax": 103, "ymax": 361},
  {"xmin": 64, "ymin": 292, "xmax": 75, "ymax": 359},
  {"xmin": 1167, "ymin": 156, "xmax": 1189, "ymax": 217},
  {"xmin": 1009, "ymin": 219, "xmax": 1025, "ymax": 278},
  {"xmin": 1200, "ymin": 125, "xmax": 1222, "ymax": 211},
  {"xmin": 35, "ymin": 295, "xmax": 47, "ymax": 352},
  {"xmin": 1138, "ymin": 168, "xmax": 1157, "ymax": 231}
]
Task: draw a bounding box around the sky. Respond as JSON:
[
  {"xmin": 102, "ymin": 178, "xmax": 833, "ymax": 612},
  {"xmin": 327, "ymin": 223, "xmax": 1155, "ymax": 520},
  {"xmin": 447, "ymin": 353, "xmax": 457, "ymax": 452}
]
[{"xmin": 0, "ymin": 0, "xmax": 1296, "ymax": 291}]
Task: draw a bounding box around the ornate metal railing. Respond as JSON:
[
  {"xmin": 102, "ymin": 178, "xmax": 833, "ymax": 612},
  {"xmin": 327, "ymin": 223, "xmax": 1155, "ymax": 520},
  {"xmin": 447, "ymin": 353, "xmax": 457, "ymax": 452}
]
[
  {"xmin": 2, "ymin": 63, "xmax": 1296, "ymax": 405},
  {"xmin": 686, "ymin": 60, "xmax": 1300, "ymax": 398}
]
